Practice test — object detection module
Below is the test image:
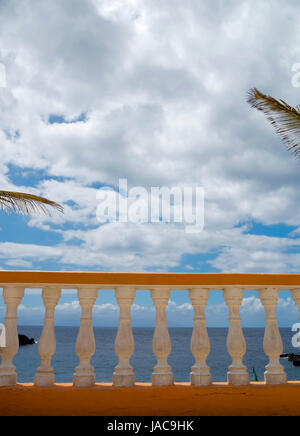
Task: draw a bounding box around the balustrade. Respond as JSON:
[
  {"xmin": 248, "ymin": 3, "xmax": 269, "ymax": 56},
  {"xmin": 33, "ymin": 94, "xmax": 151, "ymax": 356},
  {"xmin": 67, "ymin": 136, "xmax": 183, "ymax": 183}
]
[{"xmin": 0, "ymin": 272, "xmax": 298, "ymax": 387}]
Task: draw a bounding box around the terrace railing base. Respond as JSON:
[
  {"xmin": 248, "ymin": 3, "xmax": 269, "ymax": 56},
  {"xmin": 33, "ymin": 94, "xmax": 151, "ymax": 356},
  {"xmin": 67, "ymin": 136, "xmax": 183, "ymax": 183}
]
[
  {"xmin": 34, "ymin": 373, "xmax": 55, "ymax": 387},
  {"xmin": 190, "ymin": 372, "xmax": 212, "ymax": 386},
  {"xmin": 227, "ymin": 372, "xmax": 250, "ymax": 386},
  {"xmin": 264, "ymin": 372, "xmax": 287, "ymax": 385},
  {"xmin": 113, "ymin": 373, "xmax": 135, "ymax": 387},
  {"xmin": 73, "ymin": 374, "xmax": 96, "ymax": 388},
  {"xmin": 0, "ymin": 373, "xmax": 17, "ymax": 387},
  {"xmin": 152, "ymin": 373, "xmax": 174, "ymax": 386}
]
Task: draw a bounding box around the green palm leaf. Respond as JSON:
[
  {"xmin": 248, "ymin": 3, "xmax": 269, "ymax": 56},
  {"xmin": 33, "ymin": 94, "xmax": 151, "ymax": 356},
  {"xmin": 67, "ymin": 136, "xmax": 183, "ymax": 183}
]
[
  {"xmin": 0, "ymin": 191, "xmax": 64, "ymax": 215},
  {"xmin": 247, "ymin": 88, "xmax": 300, "ymax": 157}
]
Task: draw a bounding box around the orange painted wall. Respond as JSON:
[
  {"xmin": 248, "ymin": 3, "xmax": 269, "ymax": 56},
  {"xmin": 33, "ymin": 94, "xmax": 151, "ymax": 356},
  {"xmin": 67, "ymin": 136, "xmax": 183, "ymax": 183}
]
[{"xmin": 1, "ymin": 383, "xmax": 300, "ymax": 416}]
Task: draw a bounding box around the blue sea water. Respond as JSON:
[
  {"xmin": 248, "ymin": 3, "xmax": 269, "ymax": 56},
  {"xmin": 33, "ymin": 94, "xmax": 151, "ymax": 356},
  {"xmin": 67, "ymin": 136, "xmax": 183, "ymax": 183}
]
[{"xmin": 14, "ymin": 327, "xmax": 300, "ymax": 383}]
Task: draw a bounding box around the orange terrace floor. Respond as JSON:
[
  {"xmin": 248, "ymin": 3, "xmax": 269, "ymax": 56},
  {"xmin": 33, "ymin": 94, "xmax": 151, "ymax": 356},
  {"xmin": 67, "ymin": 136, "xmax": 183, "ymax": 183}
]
[{"xmin": 1, "ymin": 382, "xmax": 300, "ymax": 416}]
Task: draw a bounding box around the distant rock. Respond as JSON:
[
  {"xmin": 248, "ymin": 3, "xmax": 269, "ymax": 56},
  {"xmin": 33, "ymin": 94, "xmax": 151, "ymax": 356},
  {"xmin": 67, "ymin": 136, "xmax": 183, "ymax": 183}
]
[
  {"xmin": 280, "ymin": 353, "xmax": 300, "ymax": 366},
  {"xmin": 18, "ymin": 334, "xmax": 35, "ymax": 346}
]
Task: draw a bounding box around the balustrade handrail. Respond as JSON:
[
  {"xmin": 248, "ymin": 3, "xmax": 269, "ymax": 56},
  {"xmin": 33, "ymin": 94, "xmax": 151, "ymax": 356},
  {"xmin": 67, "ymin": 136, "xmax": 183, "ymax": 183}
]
[
  {"xmin": 1, "ymin": 271, "xmax": 300, "ymax": 287},
  {"xmin": 1, "ymin": 271, "xmax": 300, "ymax": 389}
]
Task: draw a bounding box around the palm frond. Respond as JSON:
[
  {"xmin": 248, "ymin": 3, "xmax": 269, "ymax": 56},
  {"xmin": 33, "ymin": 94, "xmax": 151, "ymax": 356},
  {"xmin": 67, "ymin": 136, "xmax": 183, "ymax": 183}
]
[
  {"xmin": 0, "ymin": 191, "xmax": 64, "ymax": 216},
  {"xmin": 247, "ymin": 88, "xmax": 300, "ymax": 157}
]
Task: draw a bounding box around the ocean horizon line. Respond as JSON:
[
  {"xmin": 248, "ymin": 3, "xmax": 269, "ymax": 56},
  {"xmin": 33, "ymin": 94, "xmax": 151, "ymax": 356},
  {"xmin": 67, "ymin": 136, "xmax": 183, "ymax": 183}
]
[{"xmin": 17, "ymin": 325, "xmax": 293, "ymax": 329}]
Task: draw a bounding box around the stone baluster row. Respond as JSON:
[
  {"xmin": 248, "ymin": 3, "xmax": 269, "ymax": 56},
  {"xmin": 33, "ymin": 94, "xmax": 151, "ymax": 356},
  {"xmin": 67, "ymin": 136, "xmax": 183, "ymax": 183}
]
[
  {"xmin": 188, "ymin": 287, "xmax": 289, "ymax": 386},
  {"xmin": 1, "ymin": 285, "xmax": 300, "ymax": 387},
  {"xmin": 188, "ymin": 286, "xmax": 249, "ymax": 387}
]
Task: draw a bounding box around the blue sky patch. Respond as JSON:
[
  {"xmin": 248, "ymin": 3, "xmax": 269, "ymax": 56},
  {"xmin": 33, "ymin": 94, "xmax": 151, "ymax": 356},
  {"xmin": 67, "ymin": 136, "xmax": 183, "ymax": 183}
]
[{"xmin": 48, "ymin": 112, "xmax": 87, "ymax": 125}]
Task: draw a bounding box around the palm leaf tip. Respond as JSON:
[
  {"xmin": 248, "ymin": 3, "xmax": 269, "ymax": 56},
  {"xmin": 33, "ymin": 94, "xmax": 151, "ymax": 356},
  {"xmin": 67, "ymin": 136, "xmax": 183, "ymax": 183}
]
[
  {"xmin": 247, "ymin": 87, "xmax": 300, "ymax": 157},
  {"xmin": 0, "ymin": 191, "xmax": 64, "ymax": 216},
  {"xmin": 247, "ymin": 87, "xmax": 263, "ymax": 109}
]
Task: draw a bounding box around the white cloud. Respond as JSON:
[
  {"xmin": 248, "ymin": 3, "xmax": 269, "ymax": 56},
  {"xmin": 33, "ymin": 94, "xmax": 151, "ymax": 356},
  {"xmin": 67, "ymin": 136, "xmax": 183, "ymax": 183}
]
[
  {"xmin": 5, "ymin": 259, "xmax": 33, "ymax": 268},
  {"xmin": 0, "ymin": 0, "xmax": 300, "ymax": 275},
  {"xmin": 241, "ymin": 296, "xmax": 263, "ymax": 314}
]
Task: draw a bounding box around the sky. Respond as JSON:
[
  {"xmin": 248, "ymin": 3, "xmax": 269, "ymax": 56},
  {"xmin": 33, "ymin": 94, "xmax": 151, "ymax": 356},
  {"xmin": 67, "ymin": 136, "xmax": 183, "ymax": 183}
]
[{"xmin": 0, "ymin": 0, "xmax": 300, "ymax": 327}]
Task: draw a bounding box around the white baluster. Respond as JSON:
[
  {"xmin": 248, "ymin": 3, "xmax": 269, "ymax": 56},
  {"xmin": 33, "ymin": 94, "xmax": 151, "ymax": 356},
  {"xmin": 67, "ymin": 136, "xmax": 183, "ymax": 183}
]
[
  {"xmin": 73, "ymin": 288, "xmax": 98, "ymax": 387},
  {"xmin": 113, "ymin": 287, "xmax": 136, "ymax": 387},
  {"xmin": 223, "ymin": 287, "xmax": 249, "ymax": 385},
  {"xmin": 151, "ymin": 288, "xmax": 173, "ymax": 386},
  {"xmin": 259, "ymin": 288, "xmax": 287, "ymax": 384},
  {"xmin": 0, "ymin": 286, "xmax": 24, "ymax": 386},
  {"xmin": 34, "ymin": 287, "xmax": 61, "ymax": 387},
  {"xmin": 189, "ymin": 288, "xmax": 211, "ymax": 386},
  {"xmin": 291, "ymin": 288, "xmax": 300, "ymax": 352}
]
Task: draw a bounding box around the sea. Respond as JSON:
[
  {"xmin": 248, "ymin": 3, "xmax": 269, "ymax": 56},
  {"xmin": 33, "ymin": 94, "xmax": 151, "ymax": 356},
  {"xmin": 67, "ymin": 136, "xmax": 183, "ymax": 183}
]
[{"xmin": 14, "ymin": 327, "xmax": 300, "ymax": 383}]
